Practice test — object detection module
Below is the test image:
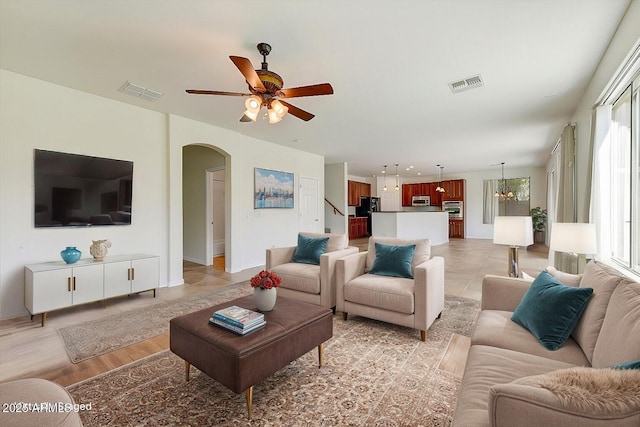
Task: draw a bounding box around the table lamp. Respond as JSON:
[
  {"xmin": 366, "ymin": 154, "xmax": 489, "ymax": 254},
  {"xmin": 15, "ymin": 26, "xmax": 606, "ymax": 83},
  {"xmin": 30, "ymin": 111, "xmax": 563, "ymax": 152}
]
[
  {"xmin": 493, "ymin": 216, "xmax": 534, "ymax": 277},
  {"xmin": 549, "ymin": 222, "xmax": 597, "ymax": 273}
]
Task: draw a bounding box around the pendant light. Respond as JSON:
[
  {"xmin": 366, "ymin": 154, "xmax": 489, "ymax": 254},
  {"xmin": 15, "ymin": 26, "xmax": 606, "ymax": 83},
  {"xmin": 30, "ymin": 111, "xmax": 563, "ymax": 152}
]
[
  {"xmin": 382, "ymin": 165, "xmax": 388, "ymax": 192},
  {"xmin": 436, "ymin": 165, "xmax": 446, "ymax": 193},
  {"xmin": 394, "ymin": 164, "xmax": 399, "ymax": 191},
  {"xmin": 495, "ymin": 162, "xmax": 514, "ymax": 199}
]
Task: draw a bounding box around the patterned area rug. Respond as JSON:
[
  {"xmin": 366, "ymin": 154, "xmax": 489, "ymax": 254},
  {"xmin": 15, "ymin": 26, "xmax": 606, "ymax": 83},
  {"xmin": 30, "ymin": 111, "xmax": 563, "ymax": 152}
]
[
  {"xmin": 67, "ymin": 296, "xmax": 479, "ymax": 426},
  {"xmin": 58, "ymin": 282, "xmax": 253, "ymax": 363}
]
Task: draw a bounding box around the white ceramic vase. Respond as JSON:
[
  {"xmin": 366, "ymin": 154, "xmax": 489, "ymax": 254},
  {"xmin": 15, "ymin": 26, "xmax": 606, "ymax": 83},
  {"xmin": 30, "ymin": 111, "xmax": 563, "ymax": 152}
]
[
  {"xmin": 89, "ymin": 239, "xmax": 112, "ymax": 261},
  {"xmin": 253, "ymin": 287, "xmax": 277, "ymax": 312}
]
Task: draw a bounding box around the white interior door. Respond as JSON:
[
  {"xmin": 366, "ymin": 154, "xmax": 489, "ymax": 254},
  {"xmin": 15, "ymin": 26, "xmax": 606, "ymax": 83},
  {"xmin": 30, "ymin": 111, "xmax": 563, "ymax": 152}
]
[
  {"xmin": 206, "ymin": 168, "xmax": 225, "ymax": 265},
  {"xmin": 299, "ymin": 176, "xmax": 320, "ymax": 232}
]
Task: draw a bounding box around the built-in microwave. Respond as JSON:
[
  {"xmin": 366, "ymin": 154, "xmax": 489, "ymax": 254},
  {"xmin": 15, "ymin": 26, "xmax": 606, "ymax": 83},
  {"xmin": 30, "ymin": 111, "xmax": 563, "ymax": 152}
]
[
  {"xmin": 411, "ymin": 195, "xmax": 431, "ymax": 206},
  {"xmin": 442, "ymin": 200, "xmax": 463, "ymax": 218}
]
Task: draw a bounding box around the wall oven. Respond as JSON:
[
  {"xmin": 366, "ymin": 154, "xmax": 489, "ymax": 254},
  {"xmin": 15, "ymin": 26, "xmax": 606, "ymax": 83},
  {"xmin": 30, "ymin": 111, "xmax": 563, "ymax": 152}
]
[{"xmin": 442, "ymin": 201, "xmax": 463, "ymax": 218}]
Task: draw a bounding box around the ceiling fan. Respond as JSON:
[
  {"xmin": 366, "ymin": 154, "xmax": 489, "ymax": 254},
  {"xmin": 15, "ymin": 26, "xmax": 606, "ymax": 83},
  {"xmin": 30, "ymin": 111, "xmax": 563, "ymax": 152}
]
[{"xmin": 186, "ymin": 43, "xmax": 334, "ymax": 123}]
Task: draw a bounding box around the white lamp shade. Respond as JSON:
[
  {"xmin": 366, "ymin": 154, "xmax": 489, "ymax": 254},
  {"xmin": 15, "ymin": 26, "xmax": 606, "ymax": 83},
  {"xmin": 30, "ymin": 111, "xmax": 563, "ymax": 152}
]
[
  {"xmin": 268, "ymin": 99, "xmax": 288, "ymax": 123},
  {"xmin": 243, "ymin": 96, "xmax": 262, "ymax": 121},
  {"xmin": 493, "ymin": 216, "xmax": 534, "ymax": 246},
  {"xmin": 550, "ymin": 223, "xmax": 597, "ymax": 254}
]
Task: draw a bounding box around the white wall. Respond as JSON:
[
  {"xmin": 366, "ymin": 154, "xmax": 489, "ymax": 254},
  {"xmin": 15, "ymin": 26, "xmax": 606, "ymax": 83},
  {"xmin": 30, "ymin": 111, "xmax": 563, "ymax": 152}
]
[
  {"xmin": 570, "ymin": 1, "xmax": 640, "ymax": 221},
  {"xmin": 0, "ymin": 70, "xmax": 168, "ymax": 320},
  {"xmin": 0, "ymin": 69, "xmax": 326, "ymax": 320},
  {"xmin": 325, "ymin": 163, "xmax": 348, "ymax": 234},
  {"xmin": 167, "ymin": 114, "xmax": 325, "ymax": 286}
]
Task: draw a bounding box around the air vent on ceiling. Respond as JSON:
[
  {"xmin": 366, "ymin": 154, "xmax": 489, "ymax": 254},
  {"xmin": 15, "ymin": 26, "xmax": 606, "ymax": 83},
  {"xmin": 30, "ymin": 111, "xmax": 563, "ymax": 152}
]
[
  {"xmin": 119, "ymin": 81, "xmax": 163, "ymax": 101},
  {"xmin": 448, "ymin": 74, "xmax": 484, "ymax": 94}
]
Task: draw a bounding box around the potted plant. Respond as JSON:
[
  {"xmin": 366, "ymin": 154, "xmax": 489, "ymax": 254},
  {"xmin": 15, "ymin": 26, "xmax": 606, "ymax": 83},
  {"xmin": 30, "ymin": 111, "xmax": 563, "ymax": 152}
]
[{"xmin": 530, "ymin": 207, "xmax": 547, "ymax": 243}]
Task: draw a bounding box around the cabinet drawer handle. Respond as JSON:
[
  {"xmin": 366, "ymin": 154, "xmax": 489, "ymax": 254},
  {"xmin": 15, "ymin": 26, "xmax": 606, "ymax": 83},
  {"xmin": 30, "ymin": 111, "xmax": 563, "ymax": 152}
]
[
  {"xmin": 73, "ymin": 276, "xmax": 76, "ymax": 291},
  {"xmin": 68, "ymin": 277, "xmax": 71, "ymax": 292}
]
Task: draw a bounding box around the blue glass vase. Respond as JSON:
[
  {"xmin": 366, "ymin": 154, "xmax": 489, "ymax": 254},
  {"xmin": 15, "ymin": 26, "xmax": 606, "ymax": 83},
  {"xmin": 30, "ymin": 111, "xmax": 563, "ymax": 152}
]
[{"xmin": 60, "ymin": 246, "xmax": 81, "ymax": 264}]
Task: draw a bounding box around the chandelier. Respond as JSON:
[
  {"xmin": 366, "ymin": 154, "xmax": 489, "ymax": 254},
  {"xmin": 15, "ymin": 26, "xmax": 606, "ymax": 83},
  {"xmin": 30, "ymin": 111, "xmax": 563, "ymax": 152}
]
[
  {"xmin": 435, "ymin": 165, "xmax": 446, "ymax": 193},
  {"xmin": 495, "ymin": 162, "xmax": 514, "ymax": 199}
]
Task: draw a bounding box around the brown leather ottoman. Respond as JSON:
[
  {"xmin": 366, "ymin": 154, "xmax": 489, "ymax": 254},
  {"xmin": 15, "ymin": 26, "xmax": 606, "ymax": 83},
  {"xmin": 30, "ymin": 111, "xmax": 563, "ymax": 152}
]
[{"xmin": 169, "ymin": 294, "xmax": 333, "ymax": 419}]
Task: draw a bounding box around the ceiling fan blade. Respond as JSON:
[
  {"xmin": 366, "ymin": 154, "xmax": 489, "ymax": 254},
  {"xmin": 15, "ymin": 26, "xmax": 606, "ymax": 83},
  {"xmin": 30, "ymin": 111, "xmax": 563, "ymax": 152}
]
[
  {"xmin": 239, "ymin": 114, "xmax": 253, "ymax": 122},
  {"xmin": 186, "ymin": 90, "xmax": 248, "ymax": 96},
  {"xmin": 279, "ymin": 83, "xmax": 334, "ymax": 99},
  {"xmin": 279, "ymin": 100, "xmax": 315, "ymax": 121},
  {"xmin": 229, "ymin": 56, "xmax": 266, "ymax": 93}
]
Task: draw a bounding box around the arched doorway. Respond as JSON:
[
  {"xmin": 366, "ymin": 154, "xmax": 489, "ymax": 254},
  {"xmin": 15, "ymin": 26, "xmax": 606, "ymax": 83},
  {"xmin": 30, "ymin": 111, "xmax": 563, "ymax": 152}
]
[{"xmin": 182, "ymin": 144, "xmax": 230, "ymax": 271}]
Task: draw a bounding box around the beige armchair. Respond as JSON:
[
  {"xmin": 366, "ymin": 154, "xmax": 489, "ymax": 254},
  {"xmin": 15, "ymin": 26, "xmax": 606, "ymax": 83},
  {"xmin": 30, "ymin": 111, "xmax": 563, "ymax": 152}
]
[
  {"xmin": 266, "ymin": 232, "xmax": 359, "ymax": 310},
  {"xmin": 336, "ymin": 236, "xmax": 445, "ymax": 341}
]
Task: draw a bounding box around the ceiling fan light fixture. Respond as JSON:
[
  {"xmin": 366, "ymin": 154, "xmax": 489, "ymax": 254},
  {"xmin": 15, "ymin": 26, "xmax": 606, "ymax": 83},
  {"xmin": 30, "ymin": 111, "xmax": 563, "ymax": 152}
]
[
  {"xmin": 267, "ymin": 100, "xmax": 288, "ymax": 124},
  {"xmin": 271, "ymin": 99, "xmax": 288, "ymax": 117},
  {"xmin": 243, "ymin": 95, "xmax": 262, "ymax": 121}
]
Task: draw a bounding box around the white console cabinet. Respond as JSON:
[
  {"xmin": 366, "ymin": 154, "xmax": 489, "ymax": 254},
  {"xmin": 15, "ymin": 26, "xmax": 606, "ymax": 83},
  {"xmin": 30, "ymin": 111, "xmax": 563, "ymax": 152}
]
[{"xmin": 25, "ymin": 254, "xmax": 159, "ymax": 326}]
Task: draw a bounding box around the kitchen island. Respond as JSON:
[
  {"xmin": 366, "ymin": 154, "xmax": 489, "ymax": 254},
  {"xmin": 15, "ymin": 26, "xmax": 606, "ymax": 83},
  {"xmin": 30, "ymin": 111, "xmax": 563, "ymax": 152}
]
[{"xmin": 371, "ymin": 211, "xmax": 449, "ymax": 246}]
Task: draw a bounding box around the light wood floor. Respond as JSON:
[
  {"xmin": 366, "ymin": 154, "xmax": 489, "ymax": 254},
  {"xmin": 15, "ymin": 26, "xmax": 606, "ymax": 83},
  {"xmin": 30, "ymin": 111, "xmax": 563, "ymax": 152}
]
[{"xmin": 0, "ymin": 240, "xmax": 549, "ymax": 387}]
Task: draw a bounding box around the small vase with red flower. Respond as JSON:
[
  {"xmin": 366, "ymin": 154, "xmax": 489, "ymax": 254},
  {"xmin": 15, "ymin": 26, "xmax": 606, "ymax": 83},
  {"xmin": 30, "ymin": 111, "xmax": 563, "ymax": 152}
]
[{"xmin": 250, "ymin": 270, "xmax": 282, "ymax": 312}]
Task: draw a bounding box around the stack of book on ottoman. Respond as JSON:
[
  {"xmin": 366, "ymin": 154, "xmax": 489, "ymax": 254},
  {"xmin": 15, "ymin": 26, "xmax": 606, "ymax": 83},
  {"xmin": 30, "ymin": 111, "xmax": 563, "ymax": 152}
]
[{"xmin": 209, "ymin": 305, "xmax": 266, "ymax": 335}]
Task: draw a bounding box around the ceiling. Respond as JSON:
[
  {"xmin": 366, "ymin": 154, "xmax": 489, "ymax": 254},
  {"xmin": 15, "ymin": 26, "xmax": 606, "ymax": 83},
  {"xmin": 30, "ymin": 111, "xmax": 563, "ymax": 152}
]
[{"xmin": 0, "ymin": 0, "xmax": 632, "ymax": 178}]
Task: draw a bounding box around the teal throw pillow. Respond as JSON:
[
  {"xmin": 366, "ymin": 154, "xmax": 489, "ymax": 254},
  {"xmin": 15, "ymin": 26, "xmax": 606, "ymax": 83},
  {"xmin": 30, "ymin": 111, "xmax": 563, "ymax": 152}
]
[
  {"xmin": 609, "ymin": 360, "xmax": 640, "ymax": 370},
  {"xmin": 291, "ymin": 234, "xmax": 329, "ymax": 265},
  {"xmin": 369, "ymin": 242, "xmax": 416, "ymax": 279},
  {"xmin": 511, "ymin": 271, "xmax": 593, "ymax": 351}
]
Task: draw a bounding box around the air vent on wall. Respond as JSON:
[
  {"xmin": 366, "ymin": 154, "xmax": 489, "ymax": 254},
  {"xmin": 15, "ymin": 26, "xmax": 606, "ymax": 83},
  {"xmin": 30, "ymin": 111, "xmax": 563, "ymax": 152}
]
[
  {"xmin": 448, "ymin": 74, "xmax": 484, "ymax": 94},
  {"xmin": 119, "ymin": 81, "xmax": 163, "ymax": 101}
]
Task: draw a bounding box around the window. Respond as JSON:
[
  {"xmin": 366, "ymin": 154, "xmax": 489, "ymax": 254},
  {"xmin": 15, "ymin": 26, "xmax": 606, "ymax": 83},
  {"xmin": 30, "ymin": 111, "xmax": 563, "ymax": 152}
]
[
  {"xmin": 600, "ymin": 68, "xmax": 639, "ymax": 274},
  {"xmin": 483, "ymin": 177, "xmax": 530, "ymax": 224},
  {"xmin": 610, "ymin": 87, "xmax": 632, "ymax": 265}
]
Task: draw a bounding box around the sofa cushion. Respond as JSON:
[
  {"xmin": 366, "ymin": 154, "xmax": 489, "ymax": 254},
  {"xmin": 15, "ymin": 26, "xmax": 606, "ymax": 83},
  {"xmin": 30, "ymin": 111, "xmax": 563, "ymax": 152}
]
[
  {"xmin": 369, "ymin": 242, "xmax": 415, "ymax": 279},
  {"xmin": 488, "ymin": 367, "xmax": 640, "ymax": 427},
  {"xmin": 592, "ymin": 280, "xmax": 640, "ymax": 368},
  {"xmin": 270, "ymin": 263, "xmax": 321, "ymax": 294},
  {"xmin": 452, "ymin": 345, "xmax": 576, "ymax": 427},
  {"xmin": 291, "ymin": 234, "xmax": 329, "ymax": 265},
  {"xmin": 300, "ymin": 232, "xmax": 346, "ymax": 253},
  {"xmin": 472, "ymin": 310, "xmax": 590, "ymax": 366},
  {"xmin": 571, "ymin": 261, "xmax": 627, "ymax": 363},
  {"xmin": 365, "ymin": 237, "xmax": 430, "ymax": 274},
  {"xmin": 546, "ymin": 265, "xmax": 582, "ymax": 287},
  {"xmin": 511, "ymin": 271, "xmax": 593, "ymax": 351},
  {"xmin": 344, "ymin": 273, "xmax": 414, "ymax": 314}
]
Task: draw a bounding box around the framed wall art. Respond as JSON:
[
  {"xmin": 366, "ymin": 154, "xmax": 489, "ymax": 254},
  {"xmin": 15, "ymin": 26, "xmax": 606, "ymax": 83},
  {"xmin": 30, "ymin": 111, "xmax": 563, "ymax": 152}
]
[{"xmin": 254, "ymin": 167, "xmax": 294, "ymax": 209}]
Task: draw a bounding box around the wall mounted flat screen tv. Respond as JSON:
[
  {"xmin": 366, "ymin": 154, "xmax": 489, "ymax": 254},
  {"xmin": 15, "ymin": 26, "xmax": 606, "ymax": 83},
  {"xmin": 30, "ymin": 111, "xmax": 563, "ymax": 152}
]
[{"xmin": 34, "ymin": 149, "xmax": 133, "ymax": 227}]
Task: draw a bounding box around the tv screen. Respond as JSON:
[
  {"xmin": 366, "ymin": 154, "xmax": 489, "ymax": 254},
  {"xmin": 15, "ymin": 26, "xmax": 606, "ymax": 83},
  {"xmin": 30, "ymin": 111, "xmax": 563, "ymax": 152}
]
[{"xmin": 34, "ymin": 149, "xmax": 133, "ymax": 227}]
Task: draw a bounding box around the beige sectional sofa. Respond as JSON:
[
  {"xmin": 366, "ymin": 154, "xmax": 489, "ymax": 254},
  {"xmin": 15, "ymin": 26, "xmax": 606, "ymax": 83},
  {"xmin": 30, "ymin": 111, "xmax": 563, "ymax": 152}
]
[{"xmin": 452, "ymin": 261, "xmax": 640, "ymax": 427}]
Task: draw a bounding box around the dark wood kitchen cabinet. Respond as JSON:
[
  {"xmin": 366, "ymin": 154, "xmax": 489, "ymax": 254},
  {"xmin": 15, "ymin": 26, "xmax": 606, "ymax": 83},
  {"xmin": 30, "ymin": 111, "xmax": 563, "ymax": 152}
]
[
  {"xmin": 348, "ymin": 181, "xmax": 371, "ymax": 206},
  {"xmin": 349, "ymin": 217, "xmax": 368, "ymax": 239},
  {"xmin": 442, "ymin": 179, "xmax": 464, "ymax": 201},
  {"xmin": 449, "ymin": 219, "xmax": 464, "ymax": 239},
  {"xmin": 429, "ymin": 183, "xmax": 442, "ymax": 206}
]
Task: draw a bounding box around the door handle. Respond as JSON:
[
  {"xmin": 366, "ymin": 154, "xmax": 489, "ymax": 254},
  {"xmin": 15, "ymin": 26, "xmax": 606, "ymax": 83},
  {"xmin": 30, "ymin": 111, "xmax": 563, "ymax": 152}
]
[
  {"xmin": 68, "ymin": 277, "xmax": 71, "ymax": 292},
  {"xmin": 73, "ymin": 276, "xmax": 76, "ymax": 291},
  {"xmin": 131, "ymin": 268, "xmax": 135, "ymax": 281}
]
